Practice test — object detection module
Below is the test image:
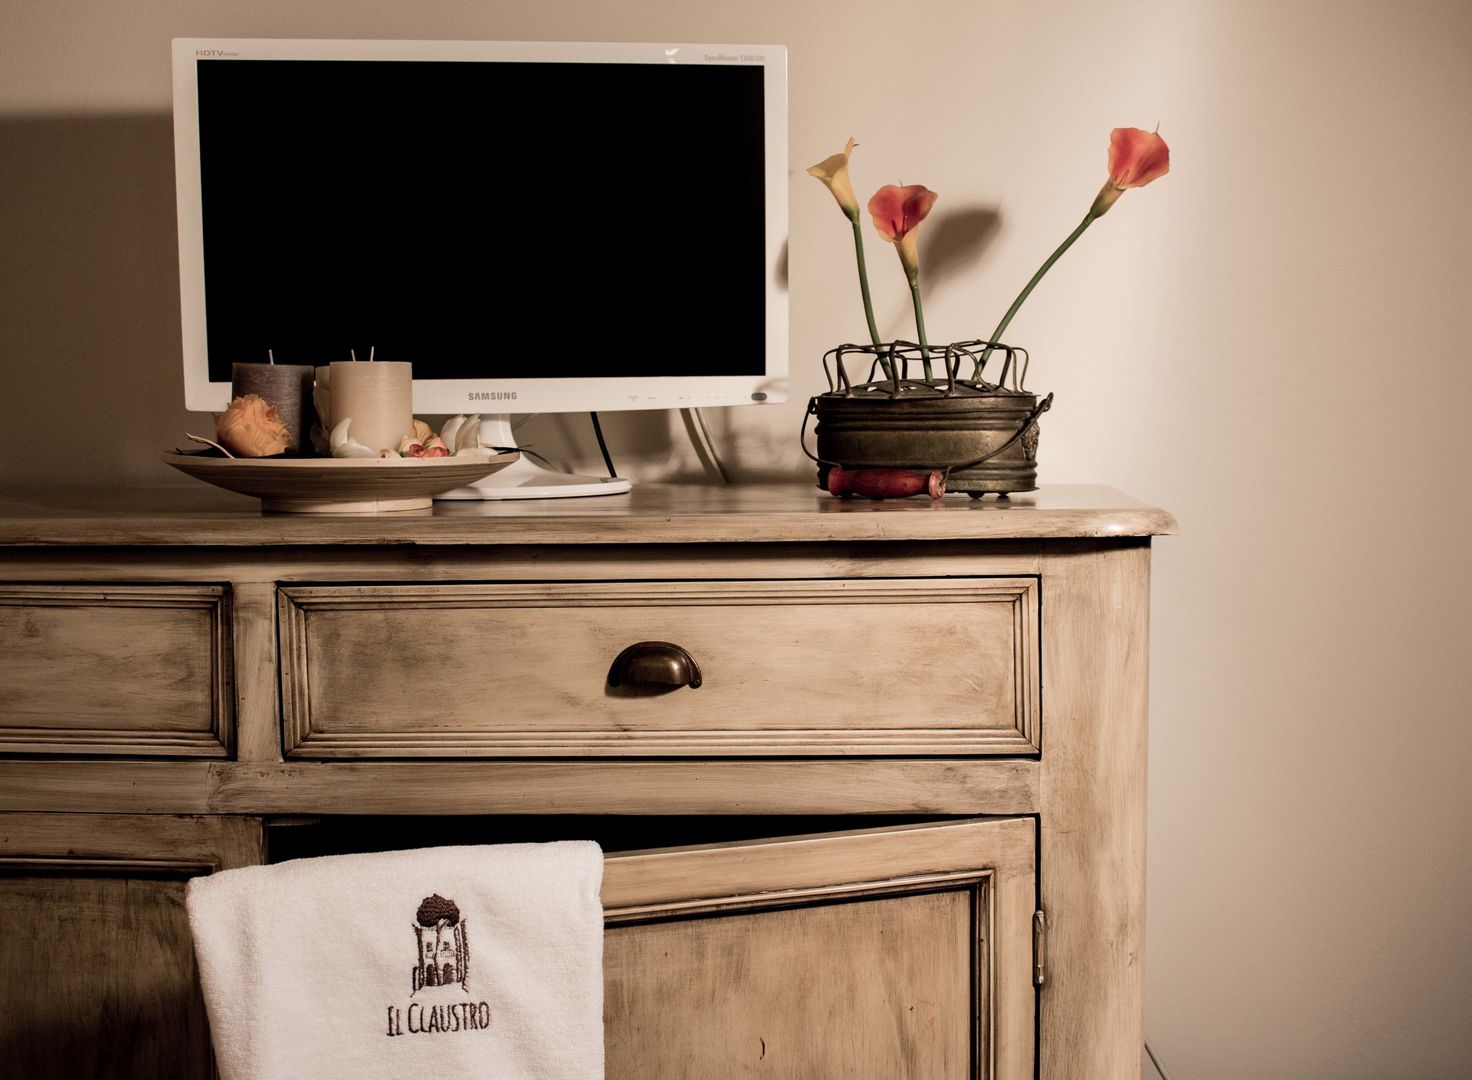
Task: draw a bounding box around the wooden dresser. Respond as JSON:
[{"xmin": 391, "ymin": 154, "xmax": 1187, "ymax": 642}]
[{"xmin": 0, "ymin": 483, "xmax": 1175, "ymax": 1079}]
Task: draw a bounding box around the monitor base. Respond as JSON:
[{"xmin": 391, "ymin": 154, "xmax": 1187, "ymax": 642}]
[{"xmin": 433, "ymin": 415, "xmax": 632, "ymax": 501}]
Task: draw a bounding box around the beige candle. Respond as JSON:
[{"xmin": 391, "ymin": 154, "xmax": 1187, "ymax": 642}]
[{"xmin": 327, "ymin": 361, "xmax": 413, "ymax": 455}]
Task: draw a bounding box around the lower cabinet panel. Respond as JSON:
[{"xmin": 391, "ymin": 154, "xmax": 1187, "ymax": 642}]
[
  {"xmin": 0, "ymin": 814, "xmax": 1034, "ymax": 1079},
  {"xmin": 608, "ymin": 888, "xmax": 974, "ymax": 1077},
  {"xmin": 603, "ymin": 817, "xmax": 1037, "ymax": 1080},
  {"xmin": 0, "ymin": 815, "xmax": 265, "ymax": 1080},
  {"xmin": 0, "ymin": 871, "xmax": 213, "ymax": 1079}
]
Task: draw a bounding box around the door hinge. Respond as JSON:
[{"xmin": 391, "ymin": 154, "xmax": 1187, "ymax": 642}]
[{"xmin": 1033, "ymin": 909, "xmax": 1048, "ymax": 988}]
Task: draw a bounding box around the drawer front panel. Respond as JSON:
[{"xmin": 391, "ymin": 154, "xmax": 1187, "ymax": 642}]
[
  {"xmin": 0, "ymin": 585, "xmax": 232, "ymax": 757},
  {"xmin": 280, "ymin": 577, "xmax": 1038, "ymax": 757}
]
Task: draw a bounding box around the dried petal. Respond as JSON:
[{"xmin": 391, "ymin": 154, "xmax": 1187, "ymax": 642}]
[{"xmin": 215, "ymin": 394, "xmax": 289, "ymax": 458}]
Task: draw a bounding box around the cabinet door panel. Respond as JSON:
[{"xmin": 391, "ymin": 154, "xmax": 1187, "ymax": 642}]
[
  {"xmin": 603, "ymin": 818, "xmax": 1035, "ymax": 1080},
  {"xmin": 0, "ymin": 814, "xmax": 264, "ymax": 1079},
  {"xmin": 609, "ymin": 888, "xmax": 973, "ymax": 1077}
]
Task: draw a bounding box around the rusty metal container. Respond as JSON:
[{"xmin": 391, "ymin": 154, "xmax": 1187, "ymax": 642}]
[
  {"xmin": 806, "ymin": 340, "xmax": 1053, "ymax": 497},
  {"xmin": 812, "ymin": 385, "xmax": 1048, "ymax": 496}
]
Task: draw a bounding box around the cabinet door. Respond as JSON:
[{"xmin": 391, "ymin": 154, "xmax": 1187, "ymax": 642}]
[
  {"xmin": 0, "ymin": 813, "xmax": 264, "ymax": 1079},
  {"xmin": 604, "ymin": 818, "xmax": 1035, "ymax": 1080}
]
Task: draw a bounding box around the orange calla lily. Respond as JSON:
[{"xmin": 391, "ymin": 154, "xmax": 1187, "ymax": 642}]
[
  {"xmin": 1091, "ymin": 128, "xmax": 1171, "ymax": 216},
  {"xmin": 978, "ymin": 126, "xmax": 1170, "ymax": 374},
  {"xmin": 867, "ymin": 184, "xmax": 938, "ymax": 280},
  {"xmin": 869, "ymin": 184, "xmax": 940, "ymax": 376},
  {"xmin": 807, "ymin": 138, "xmax": 861, "ymax": 219}
]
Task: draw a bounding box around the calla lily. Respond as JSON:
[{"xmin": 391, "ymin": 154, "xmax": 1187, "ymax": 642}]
[
  {"xmin": 977, "ymin": 127, "xmax": 1170, "ymax": 374},
  {"xmin": 807, "ymin": 138, "xmax": 861, "ymax": 220},
  {"xmin": 869, "ymin": 184, "xmax": 939, "ymax": 379},
  {"xmin": 1091, "ymin": 127, "xmax": 1171, "ymax": 217},
  {"xmin": 867, "ymin": 184, "xmax": 938, "ymax": 281},
  {"xmin": 809, "ymin": 139, "xmax": 888, "ymax": 375}
]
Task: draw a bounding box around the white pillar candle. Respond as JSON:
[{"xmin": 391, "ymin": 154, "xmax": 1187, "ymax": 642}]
[{"xmin": 327, "ymin": 361, "xmax": 413, "ymax": 455}]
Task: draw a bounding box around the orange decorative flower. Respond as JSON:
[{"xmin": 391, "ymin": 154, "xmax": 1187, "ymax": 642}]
[
  {"xmin": 867, "ymin": 184, "xmax": 938, "ymax": 279},
  {"xmin": 1092, "ymin": 128, "xmax": 1170, "ymax": 216},
  {"xmin": 977, "ymin": 125, "xmax": 1171, "ymax": 374},
  {"xmin": 215, "ymin": 394, "xmax": 289, "ymax": 457}
]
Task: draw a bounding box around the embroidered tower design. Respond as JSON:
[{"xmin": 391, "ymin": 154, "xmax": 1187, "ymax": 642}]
[{"xmin": 412, "ymin": 893, "xmax": 470, "ymax": 993}]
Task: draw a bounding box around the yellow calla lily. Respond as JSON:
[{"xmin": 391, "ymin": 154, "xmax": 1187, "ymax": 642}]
[{"xmin": 807, "ymin": 138, "xmax": 861, "ymax": 220}]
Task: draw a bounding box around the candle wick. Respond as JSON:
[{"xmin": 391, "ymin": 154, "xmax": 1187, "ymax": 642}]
[
  {"xmin": 351, "ymin": 349, "xmax": 358, "ymax": 362},
  {"xmin": 268, "ymin": 349, "xmax": 275, "ymax": 365},
  {"xmin": 369, "ymin": 345, "xmax": 376, "ymax": 362}
]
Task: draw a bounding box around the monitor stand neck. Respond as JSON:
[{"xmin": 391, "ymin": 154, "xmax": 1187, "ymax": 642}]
[{"xmin": 433, "ymin": 414, "xmax": 633, "ymax": 501}]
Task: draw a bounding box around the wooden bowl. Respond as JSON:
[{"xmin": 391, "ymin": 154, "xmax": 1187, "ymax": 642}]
[{"xmin": 162, "ymin": 451, "xmax": 518, "ymax": 513}]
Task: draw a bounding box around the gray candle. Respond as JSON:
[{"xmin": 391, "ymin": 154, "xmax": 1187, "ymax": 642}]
[{"xmin": 231, "ymin": 361, "xmax": 316, "ymax": 453}]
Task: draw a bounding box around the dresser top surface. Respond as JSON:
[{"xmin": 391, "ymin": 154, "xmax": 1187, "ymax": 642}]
[{"xmin": 0, "ymin": 483, "xmax": 1177, "ymax": 547}]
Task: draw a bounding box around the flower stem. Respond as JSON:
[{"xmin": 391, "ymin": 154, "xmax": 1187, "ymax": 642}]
[
  {"xmin": 976, "ymin": 211, "xmax": 1099, "ymax": 377},
  {"xmin": 849, "ymin": 215, "xmax": 891, "ymax": 381},
  {"xmin": 908, "ymin": 274, "xmax": 933, "ymax": 383}
]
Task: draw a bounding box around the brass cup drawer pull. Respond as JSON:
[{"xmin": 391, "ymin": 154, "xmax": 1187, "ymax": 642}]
[{"xmin": 608, "ymin": 641, "xmax": 703, "ymax": 691}]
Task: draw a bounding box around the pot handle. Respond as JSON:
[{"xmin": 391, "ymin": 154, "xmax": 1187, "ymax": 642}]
[
  {"xmin": 799, "ymin": 397, "xmax": 832, "ymax": 466},
  {"xmin": 943, "ymin": 393, "xmax": 1054, "ymax": 475}
]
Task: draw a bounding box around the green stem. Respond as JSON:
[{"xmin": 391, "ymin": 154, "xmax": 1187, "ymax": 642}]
[
  {"xmin": 908, "ymin": 273, "xmax": 933, "ymax": 383},
  {"xmin": 849, "ymin": 215, "xmax": 891, "ymax": 381},
  {"xmin": 976, "ymin": 211, "xmax": 1098, "ymax": 377}
]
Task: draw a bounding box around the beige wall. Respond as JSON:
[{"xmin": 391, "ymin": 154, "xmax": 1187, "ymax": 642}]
[{"xmin": 4, "ymin": 1, "xmax": 1472, "ymax": 1076}]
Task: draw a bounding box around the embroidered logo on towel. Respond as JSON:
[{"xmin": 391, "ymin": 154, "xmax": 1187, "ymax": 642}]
[
  {"xmin": 385, "ymin": 893, "xmax": 493, "ymax": 1037},
  {"xmin": 413, "ymin": 893, "xmax": 469, "ymax": 992}
]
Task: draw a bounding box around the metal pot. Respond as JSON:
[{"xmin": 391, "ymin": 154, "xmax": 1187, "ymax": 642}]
[
  {"xmin": 805, "ymin": 340, "xmax": 1053, "ymax": 497},
  {"xmin": 808, "ymin": 383, "xmax": 1052, "ymax": 497}
]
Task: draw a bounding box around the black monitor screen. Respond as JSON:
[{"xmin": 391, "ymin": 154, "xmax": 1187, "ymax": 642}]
[{"xmin": 195, "ymin": 59, "xmax": 766, "ymax": 380}]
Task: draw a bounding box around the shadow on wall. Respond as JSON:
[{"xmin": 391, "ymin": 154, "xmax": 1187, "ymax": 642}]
[
  {"xmin": 0, "ymin": 113, "xmax": 192, "ymax": 493},
  {"xmin": 872, "ymin": 203, "xmax": 1005, "ymax": 348},
  {"xmin": 921, "ymin": 205, "xmax": 1002, "ymax": 297}
]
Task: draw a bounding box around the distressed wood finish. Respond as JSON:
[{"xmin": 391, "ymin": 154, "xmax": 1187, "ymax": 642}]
[
  {"xmin": 0, "ymin": 483, "xmax": 1177, "ymax": 547},
  {"xmin": 0, "ymin": 814, "xmax": 264, "ymax": 1080},
  {"xmin": 1038, "ymin": 542, "xmax": 1152, "ymax": 1080},
  {"xmin": 603, "ymin": 818, "xmax": 1036, "ymax": 1080},
  {"xmin": 0, "ymin": 759, "xmax": 1042, "ymax": 815},
  {"xmin": 0, "ymin": 585, "xmax": 232, "ymax": 757},
  {"xmin": 231, "ymin": 580, "xmax": 281, "ymax": 762},
  {"xmin": 279, "ymin": 578, "xmax": 1039, "ymax": 757},
  {"xmin": 0, "ymin": 485, "xmax": 1170, "ymax": 1080},
  {"xmin": 0, "ymin": 540, "xmax": 1045, "ymax": 586}
]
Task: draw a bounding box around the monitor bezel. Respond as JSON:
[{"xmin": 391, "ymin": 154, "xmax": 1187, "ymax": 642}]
[{"xmin": 172, "ymin": 38, "xmax": 788, "ymax": 414}]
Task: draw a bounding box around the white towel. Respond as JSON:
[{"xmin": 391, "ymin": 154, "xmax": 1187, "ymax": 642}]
[{"xmin": 185, "ymin": 842, "xmax": 604, "ymax": 1080}]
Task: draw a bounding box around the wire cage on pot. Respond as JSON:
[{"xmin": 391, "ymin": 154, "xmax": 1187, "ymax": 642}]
[{"xmin": 803, "ymin": 339, "xmax": 1054, "ymax": 498}]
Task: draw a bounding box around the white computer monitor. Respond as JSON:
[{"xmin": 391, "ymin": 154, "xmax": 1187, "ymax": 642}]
[{"xmin": 171, "ymin": 38, "xmax": 788, "ymax": 497}]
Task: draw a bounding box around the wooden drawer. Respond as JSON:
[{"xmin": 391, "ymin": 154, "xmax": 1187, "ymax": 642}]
[
  {"xmin": 279, "ymin": 577, "xmax": 1039, "ymax": 758},
  {"xmin": 0, "ymin": 585, "xmax": 232, "ymax": 757}
]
